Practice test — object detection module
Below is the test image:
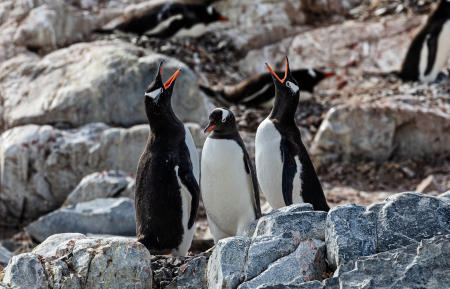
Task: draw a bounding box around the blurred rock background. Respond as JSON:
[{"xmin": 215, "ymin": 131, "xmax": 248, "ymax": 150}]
[{"xmin": 0, "ymin": 0, "xmax": 449, "ymax": 283}]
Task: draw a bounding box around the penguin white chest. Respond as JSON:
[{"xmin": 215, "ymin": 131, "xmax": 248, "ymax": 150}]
[
  {"xmin": 201, "ymin": 138, "xmax": 256, "ymax": 238},
  {"xmin": 255, "ymin": 119, "xmax": 303, "ymax": 210},
  {"xmin": 420, "ymin": 20, "xmax": 450, "ymax": 82}
]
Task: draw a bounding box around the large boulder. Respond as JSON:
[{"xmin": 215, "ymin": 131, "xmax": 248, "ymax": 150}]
[
  {"xmin": 327, "ymin": 234, "xmax": 450, "ymax": 289},
  {"xmin": 326, "ymin": 192, "xmax": 450, "ymax": 269},
  {"xmin": 0, "ymin": 233, "xmax": 152, "ymax": 289},
  {"xmin": 0, "ymin": 41, "xmax": 207, "ymax": 131},
  {"xmin": 25, "ymin": 198, "xmax": 136, "ymax": 242},
  {"xmin": 0, "ymin": 123, "xmax": 147, "ymax": 224},
  {"xmin": 311, "ymin": 99, "xmax": 450, "ymax": 164},
  {"xmin": 64, "ymin": 171, "xmax": 135, "ymax": 206}
]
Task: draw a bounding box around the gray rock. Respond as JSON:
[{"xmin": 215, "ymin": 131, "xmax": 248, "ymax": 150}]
[
  {"xmin": 0, "ymin": 244, "xmax": 13, "ymax": 267},
  {"xmin": 326, "ymin": 192, "xmax": 450, "ymax": 269},
  {"xmin": 238, "ymin": 239, "xmax": 326, "ymax": 289},
  {"xmin": 25, "ymin": 198, "xmax": 136, "ymax": 242},
  {"xmin": 311, "ymin": 101, "xmax": 450, "ymax": 164},
  {"xmin": 0, "ymin": 41, "xmax": 207, "ymax": 130},
  {"xmin": 325, "ymin": 203, "xmax": 376, "ymax": 269},
  {"xmin": 255, "ymin": 281, "xmax": 324, "ymax": 289},
  {"xmin": 2, "ymin": 253, "xmax": 48, "ymax": 289},
  {"xmin": 64, "ymin": 171, "xmax": 135, "ymax": 206},
  {"xmin": 32, "ymin": 233, "xmax": 86, "ymax": 257},
  {"xmin": 185, "ymin": 122, "xmax": 206, "ymax": 149},
  {"xmin": 250, "ymin": 203, "xmax": 326, "ymax": 241},
  {"xmin": 168, "ymin": 254, "xmax": 209, "ymax": 289},
  {"xmin": 438, "ymin": 191, "xmax": 450, "ymax": 203},
  {"xmin": 244, "ymin": 236, "xmax": 297, "ymax": 281},
  {"xmin": 330, "ymin": 234, "xmax": 450, "ymax": 289},
  {"xmin": 374, "ymin": 192, "xmax": 450, "ymax": 252},
  {"xmin": 207, "ymin": 237, "xmax": 251, "ymax": 289},
  {"xmin": 2, "ymin": 234, "xmax": 152, "ymax": 289}
]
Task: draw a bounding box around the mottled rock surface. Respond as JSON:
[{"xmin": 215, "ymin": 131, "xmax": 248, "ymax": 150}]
[
  {"xmin": 64, "ymin": 171, "xmax": 135, "ymax": 206},
  {"xmin": 0, "ymin": 233, "xmax": 151, "ymax": 289},
  {"xmin": 311, "ymin": 100, "xmax": 450, "ymax": 164},
  {"xmin": 328, "ymin": 234, "xmax": 450, "ymax": 289},
  {"xmin": 326, "ymin": 192, "xmax": 450, "ymax": 268},
  {"xmin": 25, "ymin": 198, "xmax": 136, "ymax": 242},
  {"xmin": 0, "ymin": 41, "xmax": 207, "ymax": 130},
  {"xmin": 0, "ymin": 123, "xmax": 146, "ymax": 224}
]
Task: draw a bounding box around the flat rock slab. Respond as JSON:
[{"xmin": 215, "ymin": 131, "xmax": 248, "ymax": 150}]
[
  {"xmin": 0, "ymin": 244, "xmax": 13, "ymax": 267},
  {"xmin": 326, "ymin": 192, "xmax": 450, "ymax": 268},
  {"xmin": 25, "ymin": 198, "xmax": 136, "ymax": 242},
  {"xmin": 64, "ymin": 171, "xmax": 135, "ymax": 206},
  {"xmin": 0, "ymin": 233, "xmax": 151, "ymax": 289}
]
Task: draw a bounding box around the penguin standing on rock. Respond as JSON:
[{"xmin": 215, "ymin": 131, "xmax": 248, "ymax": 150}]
[
  {"xmin": 255, "ymin": 57, "xmax": 329, "ymax": 212},
  {"xmin": 135, "ymin": 61, "xmax": 200, "ymax": 256},
  {"xmin": 201, "ymin": 108, "xmax": 261, "ymax": 242},
  {"xmin": 398, "ymin": 0, "xmax": 450, "ymax": 82},
  {"xmin": 200, "ymin": 69, "xmax": 334, "ymax": 108}
]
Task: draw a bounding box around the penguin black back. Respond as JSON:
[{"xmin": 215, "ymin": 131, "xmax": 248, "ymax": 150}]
[
  {"xmin": 399, "ymin": 0, "xmax": 450, "ymax": 81},
  {"xmin": 135, "ymin": 61, "xmax": 200, "ymax": 255},
  {"xmin": 99, "ymin": 2, "xmax": 227, "ymax": 38},
  {"xmin": 200, "ymin": 69, "xmax": 333, "ymax": 107}
]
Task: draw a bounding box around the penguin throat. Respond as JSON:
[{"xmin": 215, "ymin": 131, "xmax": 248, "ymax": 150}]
[{"xmin": 269, "ymin": 91, "xmax": 299, "ymax": 123}]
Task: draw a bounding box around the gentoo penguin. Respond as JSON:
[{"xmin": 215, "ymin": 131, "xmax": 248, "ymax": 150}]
[
  {"xmin": 135, "ymin": 61, "xmax": 200, "ymax": 256},
  {"xmin": 96, "ymin": 2, "xmax": 228, "ymax": 39},
  {"xmin": 199, "ymin": 69, "xmax": 334, "ymax": 108},
  {"xmin": 201, "ymin": 108, "xmax": 261, "ymax": 242},
  {"xmin": 255, "ymin": 57, "xmax": 329, "ymax": 212},
  {"xmin": 398, "ymin": 0, "xmax": 450, "ymax": 82}
]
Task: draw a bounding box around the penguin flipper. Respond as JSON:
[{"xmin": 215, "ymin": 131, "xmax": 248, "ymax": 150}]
[
  {"xmin": 242, "ymin": 148, "xmax": 262, "ymax": 219},
  {"xmin": 280, "ymin": 138, "xmax": 296, "ymax": 207},
  {"xmin": 178, "ymin": 164, "xmax": 200, "ymax": 229},
  {"xmin": 425, "ymin": 31, "xmax": 439, "ymax": 76}
]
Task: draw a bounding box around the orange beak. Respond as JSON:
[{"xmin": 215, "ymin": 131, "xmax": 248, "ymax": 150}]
[
  {"xmin": 323, "ymin": 72, "xmax": 334, "ymax": 78},
  {"xmin": 163, "ymin": 68, "xmax": 181, "ymax": 89},
  {"xmin": 218, "ymin": 15, "xmax": 228, "ymax": 22},
  {"xmin": 266, "ymin": 58, "xmax": 288, "ymax": 83},
  {"xmin": 204, "ymin": 124, "xmax": 216, "ymax": 133}
]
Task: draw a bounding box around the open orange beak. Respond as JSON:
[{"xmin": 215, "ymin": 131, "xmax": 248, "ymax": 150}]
[
  {"xmin": 204, "ymin": 124, "xmax": 216, "ymax": 133},
  {"xmin": 266, "ymin": 57, "xmax": 288, "ymax": 83},
  {"xmin": 160, "ymin": 63, "xmax": 181, "ymax": 89}
]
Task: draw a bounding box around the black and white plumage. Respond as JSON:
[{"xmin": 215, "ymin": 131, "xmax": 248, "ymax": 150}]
[
  {"xmin": 398, "ymin": 0, "xmax": 450, "ymax": 82},
  {"xmin": 201, "ymin": 108, "xmax": 261, "ymax": 243},
  {"xmin": 255, "ymin": 57, "xmax": 329, "ymax": 212},
  {"xmin": 96, "ymin": 2, "xmax": 228, "ymax": 38},
  {"xmin": 135, "ymin": 61, "xmax": 200, "ymax": 256},
  {"xmin": 200, "ymin": 69, "xmax": 334, "ymax": 108}
]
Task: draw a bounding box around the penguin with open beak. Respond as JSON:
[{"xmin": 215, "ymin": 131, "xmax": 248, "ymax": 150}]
[
  {"xmin": 135, "ymin": 61, "xmax": 200, "ymax": 256},
  {"xmin": 255, "ymin": 57, "xmax": 330, "ymax": 211}
]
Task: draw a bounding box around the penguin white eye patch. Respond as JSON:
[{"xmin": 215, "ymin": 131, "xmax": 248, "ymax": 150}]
[
  {"xmin": 286, "ymin": 81, "xmax": 299, "ymax": 94},
  {"xmin": 207, "ymin": 6, "xmax": 214, "ymax": 15},
  {"xmin": 145, "ymin": 88, "xmax": 163, "ymax": 101}
]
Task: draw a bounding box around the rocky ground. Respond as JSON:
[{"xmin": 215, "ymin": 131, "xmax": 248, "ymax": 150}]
[{"xmin": 0, "ymin": 0, "xmax": 449, "ymax": 288}]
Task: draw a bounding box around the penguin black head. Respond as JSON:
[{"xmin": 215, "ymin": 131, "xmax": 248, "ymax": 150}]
[
  {"xmin": 291, "ymin": 69, "xmax": 334, "ymax": 93},
  {"xmin": 144, "ymin": 61, "xmax": 181, "ymax": 117},
  {"xmin": 204, "ymin": 108, "xmax": 237, "ymax": 136},
  {"xmin": 198, "ymin": 5, "xmax": 228, "ymax": 24},
  {"xmin": 266, "ymin": 57, "xmax": 300, "ymax": 100}
]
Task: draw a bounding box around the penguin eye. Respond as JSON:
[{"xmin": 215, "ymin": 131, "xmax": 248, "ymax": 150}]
[
  {"xmin": 207, "ymin": 6, "xmax": 214, "ymax": 15},
  {"xmin": 286, "ymin": 81, "xmax": 299, "ymax": 94},
  {"xmin": 145, "ymin": 88, "xmax": 163, "ymax": 101}
]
